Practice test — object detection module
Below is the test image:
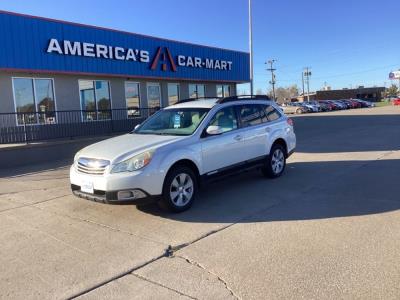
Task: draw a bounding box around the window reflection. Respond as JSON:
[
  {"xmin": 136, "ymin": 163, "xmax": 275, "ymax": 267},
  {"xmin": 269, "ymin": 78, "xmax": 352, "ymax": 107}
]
[
  {"xmin": 217, "ymin": 85, "xmax": 230, "ymax": 98},
  {"xmin": 125, "ymin": 82, "xmax": 141, "ymax": 118},
  {"xmin": 147, "ymin": 84, "xmax": 161, "ymax": 109},
  {"xmin": 168, "ymin": 83, "xmax": 179, "ymax": 105},
  {"xmin": 13, "ymin": 78, "xmax": 56, "ymax": 125},
  {"xmin": 189, "ymin": 84, "xmax": 205, "ymax": 99},
  {"xmin": 79, "ymin": 80, "xmax": 111, "ymax": 121}
]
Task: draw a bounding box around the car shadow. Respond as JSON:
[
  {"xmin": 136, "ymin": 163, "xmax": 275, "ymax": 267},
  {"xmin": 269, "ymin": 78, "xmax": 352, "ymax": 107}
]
[{"xmin": 137, "ymin": 158, "xmax": 400, "ymax": 223}]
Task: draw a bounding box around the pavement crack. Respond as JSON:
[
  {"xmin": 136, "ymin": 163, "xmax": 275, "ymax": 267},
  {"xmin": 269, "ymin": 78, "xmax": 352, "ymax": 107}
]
[
  {"xmin": 68, "ymin": 252, "xmax": 168, "ymax": 299},
  {"xmin": 132, "ymin": 273, "xmax": 198, "ymax": 300},
  {"xmin": 174, "ymin": 255, "xmax": 240, "ymax": 300}
]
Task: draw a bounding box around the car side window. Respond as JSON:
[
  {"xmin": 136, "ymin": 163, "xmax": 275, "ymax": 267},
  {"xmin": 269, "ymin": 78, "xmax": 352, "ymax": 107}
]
[
  {"xmin": 264, "ymin": 105, "xmax": 281, "ymax": 122},
  {"xmin": 208, "ymin": 107, "xmax": 238, "ymax": 133},
  {"xmin": 240, "ymin": 104, "xmax": 263, "ymax": 127}
]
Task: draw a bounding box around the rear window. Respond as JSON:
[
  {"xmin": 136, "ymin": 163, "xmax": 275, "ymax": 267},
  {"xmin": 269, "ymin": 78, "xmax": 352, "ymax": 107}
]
[
  {"xmin": 239, "ymin": 104, "xmax": 263, "ymax": 126},
  {"xmin": 264, "ymin": 105, "xmax": 281, "ymax": 121}
]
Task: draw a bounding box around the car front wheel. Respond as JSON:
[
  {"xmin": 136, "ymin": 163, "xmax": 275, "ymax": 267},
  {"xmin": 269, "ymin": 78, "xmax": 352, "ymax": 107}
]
[
  {"xmin": 159, "ymin": 166, "xmax": 197, "ymax": 212},
  {"xmin": 262, "ymin": 144, "xmax": 286, "ymax": 178}
]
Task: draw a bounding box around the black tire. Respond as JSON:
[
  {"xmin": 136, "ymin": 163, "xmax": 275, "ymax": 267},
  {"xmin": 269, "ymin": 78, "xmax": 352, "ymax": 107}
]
[
  {"xmin": 159, "ymin": 165, "xmax": 198, "ymax": 213},
  {"xmin": 296, "ymin": 108, "xmax": 303, "ymax": 114},
  {"xmin": 262, "ymin": 144, "xmax": 286, "ymax": 178}
]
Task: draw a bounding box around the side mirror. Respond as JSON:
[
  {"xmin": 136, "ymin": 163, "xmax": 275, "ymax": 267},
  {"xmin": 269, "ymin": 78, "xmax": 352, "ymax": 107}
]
[
  {"xmin": 206, "ymin": 125, "xmax": 224, "ymax": 136},
  {"xmin": 134, "ymin": 124, "xmax": 141, "ymax": 130}
]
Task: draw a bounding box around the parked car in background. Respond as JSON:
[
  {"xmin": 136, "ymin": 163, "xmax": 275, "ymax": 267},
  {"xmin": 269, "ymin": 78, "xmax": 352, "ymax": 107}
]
[
  {"xmin": 339, "ymin": 100, "xmax": 353, "ymax": 109},
  {"xmin": 318, "ymin": 101, "xmax": 331, "ymax": 111},
  {"xmin": 332, "ymin": 100, "xmax": 347, "ymax": 110},
  {"xmin": 323, "ymin": 100, "xmax": 341, "ymax": 110},
  {"xmin": 280, "ymin": 102, "xmax": 307, "ymax": 114},
  {"xmin": 303, "ymin": 101, "xmax": 322, "ymax": 112},
  {"xmin": 319, "ymin": 100, "xmax": 335, "ymax": 110},
  {"xmin": 353, "ymin": 99, "xmax": 369, "ymax": 108},
  {"xmin": 356, "ymin": 99, "xmax": 375, "ymax": 107},
  {"xmin": 392, "ymin": 98, "xmax": 400, "ymax": 106}
]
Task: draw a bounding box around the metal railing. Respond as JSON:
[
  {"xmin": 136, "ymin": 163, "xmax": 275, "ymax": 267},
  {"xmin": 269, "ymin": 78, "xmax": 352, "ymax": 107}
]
[{"xmin": 0, "ymin": 107, "xmax": 159, "ymax": 144}]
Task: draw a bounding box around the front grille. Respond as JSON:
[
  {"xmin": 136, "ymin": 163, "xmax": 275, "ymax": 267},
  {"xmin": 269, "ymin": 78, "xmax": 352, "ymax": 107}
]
[{"xmin": 77, "ymin": 157, "xmax": 110, "ymax": 175}]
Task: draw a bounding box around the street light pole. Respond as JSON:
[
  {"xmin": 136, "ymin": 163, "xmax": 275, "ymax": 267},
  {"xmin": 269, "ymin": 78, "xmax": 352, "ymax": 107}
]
[{"xmin": 248, "ymin": 0, "xmax": 254, "ymax": 95}]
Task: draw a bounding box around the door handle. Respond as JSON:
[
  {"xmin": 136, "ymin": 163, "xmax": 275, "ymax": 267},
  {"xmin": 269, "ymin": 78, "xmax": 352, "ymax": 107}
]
[{"xmin": 234, "ymin": 135, "xmax": 242, "ymax": 141}]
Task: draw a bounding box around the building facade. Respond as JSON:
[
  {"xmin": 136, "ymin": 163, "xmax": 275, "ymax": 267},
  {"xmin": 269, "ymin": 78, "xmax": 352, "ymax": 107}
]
[
  {"xmin": 316, "ymin": 87, "xmax": 385, "ymax": 102},
  {"xmin": 0, "ymin": 11, "xmax": 249, "ymax": 143}
]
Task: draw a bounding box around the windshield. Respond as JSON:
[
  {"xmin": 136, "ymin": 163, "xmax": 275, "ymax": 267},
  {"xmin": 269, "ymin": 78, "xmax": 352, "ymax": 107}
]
[{"xmin": 134, "ymin": 108, "xmax": 210, "ymax": 136}]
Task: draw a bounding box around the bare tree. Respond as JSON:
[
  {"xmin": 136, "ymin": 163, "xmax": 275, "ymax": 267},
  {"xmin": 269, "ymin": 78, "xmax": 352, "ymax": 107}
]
[{"xmin": 272, "ymin": 85, "xmax": 299, "ymax": 103}]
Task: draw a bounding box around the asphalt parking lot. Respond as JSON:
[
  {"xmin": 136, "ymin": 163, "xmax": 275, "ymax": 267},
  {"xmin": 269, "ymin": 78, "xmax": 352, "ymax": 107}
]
[{"xmin": 1, "ymin": 105, "xmax": 399, "ymax": 299}]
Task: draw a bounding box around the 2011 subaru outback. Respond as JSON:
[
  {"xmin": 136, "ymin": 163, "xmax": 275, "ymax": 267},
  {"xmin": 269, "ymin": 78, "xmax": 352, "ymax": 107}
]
[{"xmin": 70, "ymin": 96, "xmax": 296, "ymax": 212}]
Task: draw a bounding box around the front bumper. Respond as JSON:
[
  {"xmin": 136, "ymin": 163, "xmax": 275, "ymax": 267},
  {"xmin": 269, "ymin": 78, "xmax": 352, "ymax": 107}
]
[
  {"xmin": 69, "ymin": 165, "xmax": 164, "ymax": 203},
  {"xmin": 70, "ymin": 184, "xmax": 160, "ymax": 204}
]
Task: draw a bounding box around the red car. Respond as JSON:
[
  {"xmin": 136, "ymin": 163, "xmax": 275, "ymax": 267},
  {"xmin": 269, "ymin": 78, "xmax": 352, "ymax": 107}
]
[{"xmin": 393, "ymin": 98, "xmax": 400, "ymax": 106}]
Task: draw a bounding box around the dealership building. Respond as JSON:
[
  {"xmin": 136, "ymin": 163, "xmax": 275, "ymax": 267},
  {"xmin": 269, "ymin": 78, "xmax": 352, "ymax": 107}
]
[{"xmin": 0, "ymin": 10, "xmax": 249, "ymax": 143}]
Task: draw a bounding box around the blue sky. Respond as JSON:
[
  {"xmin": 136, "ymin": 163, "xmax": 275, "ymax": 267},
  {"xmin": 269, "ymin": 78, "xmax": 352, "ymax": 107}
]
[{"xmin": 1, "ymin": 0, "xmax": 399, "ymax": 93}]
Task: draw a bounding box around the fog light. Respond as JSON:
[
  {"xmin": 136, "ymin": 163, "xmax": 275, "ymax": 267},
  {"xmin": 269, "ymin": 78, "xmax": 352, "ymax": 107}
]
[
  {"xmin": 118, "ymin": 191, "xmax": 134, "ymax": 200},
  {"xmin": 117, "ymin": 190, "xmax": 147, "ymax": 200}
]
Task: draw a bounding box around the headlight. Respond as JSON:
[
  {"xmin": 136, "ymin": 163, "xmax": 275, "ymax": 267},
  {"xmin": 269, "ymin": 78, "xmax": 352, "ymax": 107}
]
[
  {"xmin": 74, "ymin": 150, "xmax": 82, "ymax": 163},
  {"xmin": 111, "ymin": 151, "xmax": 154, "ymax": 173}
]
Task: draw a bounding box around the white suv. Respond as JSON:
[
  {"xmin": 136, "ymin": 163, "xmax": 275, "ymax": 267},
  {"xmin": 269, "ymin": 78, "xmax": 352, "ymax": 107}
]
[{"xmin": 70, "ymin": 96, "xmax": 296, "ymax": 212}]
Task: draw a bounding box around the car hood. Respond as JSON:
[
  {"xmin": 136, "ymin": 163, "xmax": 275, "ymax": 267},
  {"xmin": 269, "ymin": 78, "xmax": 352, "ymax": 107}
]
[{"xmin": 77, "ymin": 133, "xmax": 185, "ymax": 163}]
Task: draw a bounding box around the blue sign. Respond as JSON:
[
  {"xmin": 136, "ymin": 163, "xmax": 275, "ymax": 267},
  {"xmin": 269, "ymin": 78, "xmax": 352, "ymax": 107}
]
[{"xmin": 0, "ymin": 11, "xmax": 250, "ymax": 82}]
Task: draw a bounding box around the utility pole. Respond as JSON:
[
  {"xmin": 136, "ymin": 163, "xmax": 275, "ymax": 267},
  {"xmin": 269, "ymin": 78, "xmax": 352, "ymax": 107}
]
[
  {"xmin": 248, "ymin": 0, "xmax": 254, "ymax": 95},
  {"xmin": 266, "ymin": 59, "xmax": 277, "ymax": 100},
  {"xmin": 304, "ymin": 67, "xmax": 312, "ymax": 101},
  {"xmin": 301, "ymin": 72, "xmax": 305, "ymax": 97}
]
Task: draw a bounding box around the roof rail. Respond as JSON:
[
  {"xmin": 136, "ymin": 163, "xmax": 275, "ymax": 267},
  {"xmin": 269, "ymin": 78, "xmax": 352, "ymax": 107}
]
[
  {"xmin": 176, "ymin": 97, "xmax": 220, "ymax": 104},
  {"xmin": 217, "ymin": 95, "xmax": 271, "ymax": 104}
]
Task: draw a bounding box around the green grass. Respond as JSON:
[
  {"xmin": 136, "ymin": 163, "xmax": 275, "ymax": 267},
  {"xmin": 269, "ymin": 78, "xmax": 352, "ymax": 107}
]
[{"xmin": 374, "ymin": 101, "xmax": 391, "ymax": 107}]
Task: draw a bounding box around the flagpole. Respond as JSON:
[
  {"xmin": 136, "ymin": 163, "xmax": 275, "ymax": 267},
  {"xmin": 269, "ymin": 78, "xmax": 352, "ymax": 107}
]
[{"xmin": 248, "ymin": 0, "xmax": 254, "ymax": 95}]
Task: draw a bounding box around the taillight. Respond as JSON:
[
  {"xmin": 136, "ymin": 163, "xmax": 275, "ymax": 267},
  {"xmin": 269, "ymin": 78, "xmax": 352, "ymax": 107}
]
[{"xmin": 287, "ymin": 118, "xmax": 294, "ymax": 126}]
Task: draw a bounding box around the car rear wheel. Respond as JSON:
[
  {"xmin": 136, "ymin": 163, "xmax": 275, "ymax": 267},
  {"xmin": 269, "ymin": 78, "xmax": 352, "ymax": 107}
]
[
  {"xmin": 159, "ymin": 166, "xmax": 197, "ymax": 213},
  {"xmin": 296, "ymin": 108, "xmax": 303, "ymax": 114},
  {"xmin": 262, "ymin": 144, "xmax": 286, "ymax": 178}
]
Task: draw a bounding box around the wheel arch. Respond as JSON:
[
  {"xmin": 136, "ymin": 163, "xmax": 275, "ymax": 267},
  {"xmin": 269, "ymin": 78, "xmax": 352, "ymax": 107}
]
[
  {"xmin": 271, "ymin": 138, "xmax": 288, "ymax": 158},
  {"xmin": 166, "ymin": 159, "xmax": 201, "ymax": 181}
]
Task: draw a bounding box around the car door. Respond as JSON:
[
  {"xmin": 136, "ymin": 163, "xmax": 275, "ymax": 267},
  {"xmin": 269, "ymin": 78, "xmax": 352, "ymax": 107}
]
[
  {"xmin": 238, "ymin": 104, "xmax": 269, "ymax": 161},
  {"xmin": 201, "ymin": 106, "xmax": 246, "ymax": 174}
]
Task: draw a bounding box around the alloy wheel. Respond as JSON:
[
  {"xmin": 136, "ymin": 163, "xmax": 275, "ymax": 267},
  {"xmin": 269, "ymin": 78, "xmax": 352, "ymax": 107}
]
[{"xmin": 169, "ymin": 173, "xmax": 194, "ymax": 207}]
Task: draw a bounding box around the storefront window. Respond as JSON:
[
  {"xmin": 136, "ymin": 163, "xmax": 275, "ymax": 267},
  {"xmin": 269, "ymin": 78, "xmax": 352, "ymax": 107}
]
[
  {"xmin": 217, "ymin": 85, "xmax": 230, "ymax": 97},
  {"xmin": 79, "ymin": 80, "xmax": 111, "ymax": 121},
  {"xmin": 147, "ymin": 83, "xmax": 161, "ymax": 110},
  {"xmin": 125, "ymin": 82, "xmax": 141, "ymax": 118},
  {"xmin": 13, "ymin": 78, "xmax": 56, "ymax": 125},
  {"xmin": 168, "ymin": 83, "xmax": 180, "ymax": 105},
  {"xmin": 189, "ymin": 84, "xmax": 205, "ymax": 99}
]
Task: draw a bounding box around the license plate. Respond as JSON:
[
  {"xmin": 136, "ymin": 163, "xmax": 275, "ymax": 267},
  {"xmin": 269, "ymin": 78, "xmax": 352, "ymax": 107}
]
[{"xmin": 81, "ymin": 181, "xmax": 94, "ymax": 194}]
